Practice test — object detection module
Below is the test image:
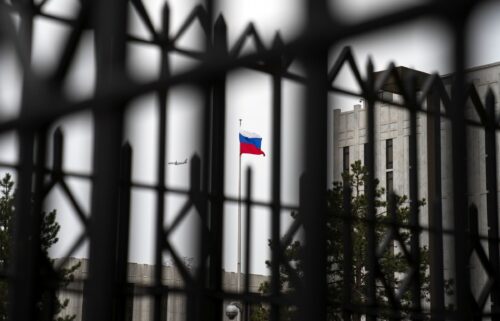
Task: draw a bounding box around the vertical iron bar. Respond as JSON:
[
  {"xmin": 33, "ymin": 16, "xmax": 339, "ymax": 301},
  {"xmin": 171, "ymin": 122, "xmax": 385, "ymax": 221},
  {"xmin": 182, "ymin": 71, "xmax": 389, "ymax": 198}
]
[
  {"xmin": 84, "ymin": 0, "xmax": 127, "ymax": 319},
  {"xmin": 407, "ymin": 77, "xmax": 421, "ymax": 320},
  {"xmin": 484, "ymin": 90, "xmax": 500, "ymax": 320},
  {"xmin": 426, "ymin": 85, "xmax": 445, "ymax": 321},
  {"xmin": 270, "ymin": 33, "xmax": 283, "ymax": 321},
  {"xmin": 301, "ymin": 1, "xmax": 328, "ymax": 320},
  {"xmin": 153, "ymin": 5, "xmax": 170, "ymax": 321},
  {"xmin": 188, "ymin": 155, "xmax": 202, "ymax": 321},
  {"xmin": 207, "ymin": 15, "xmax": 227, "ymax": 321},
  {"xmin": 197, "ymin": 58, "xmax": 212, "ymax": 321},
  {"xmin": 450, "ymin": 9, "xmax": 470, "ymax": 321},
  {"xmin": 387, "ymin": 192, "xmax": 401, "ymax": 321},
  {"xmin": 38, "ymin": 129, "xmax": 64, "ymax": 321},
  {"xmin": 244, "ymin": 168, "xmax": 252, "ymax": 321},
  {"xmin": 52, "ymin": 128, "xmax": 64, "ymax": 178},
  {"xmin": 197, "ymin": 102, "xmax": 211, "ymax": 321},
  {"xmin": 8, "ymin": 1, "xmax": 42, "ymax": 320},
  {"xmin": 342, "ymin": 184, "xmax": 353, "ymax": 321},
  {"xmin": 365, "ymin": 59, "xmax": 378, "ymax": 321},
  {"xmin": 10, "ymin": 127, "xmax": 47, "ymax": 321},
  {"xmin": 115, "ymin": 143, "xmax": 133, "ymax": 321},
  {"xmin": 196, "ymin": 1, "xmax": 213, "ymax": 318},
  {"xmin": 196, "ymin": 99, "xmax": 211, "ymax": 321},
  {"xmin": 468, "ymin": 204, "xmax": 481, "ymax": 321},
  {"xmin": 30, "ymin": 129, "xmax": 49, "ymax": 320}
]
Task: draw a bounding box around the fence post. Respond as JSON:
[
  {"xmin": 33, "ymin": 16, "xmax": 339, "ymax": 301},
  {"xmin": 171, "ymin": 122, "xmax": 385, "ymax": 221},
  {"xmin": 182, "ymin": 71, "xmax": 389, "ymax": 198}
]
[
  {"xmin": 114, "ymin": 143, "xmax": 133, "ymax": 321},
  {"xmin": 244, "ymin": 168, "xmax": 253, "ymax": 321},
  {"xmin": 468, "ymin": 204, "xmax": 481, "ymax": 321},
  {"xmin": 301, "ymin": 1, "xmax": 329, "ymax": 320},
  {"xmin": 450, "ymin": 17, "xmax": 470, "ymax": 321},
  {"xmin": 365, "ymin": 59, "xmax": 378, "ymax": 321},
  {"xmin": 83, "ymin": 0, "xmax": 127, "ymax": 319},
  {"xmin": 407, "ymin": 76, "xmax": 422, "ymax": 321},
  {"xmin": 342, "ymin": 184, "xmax": 353, "ymax": 321},
  {"xmin": 207, "ymin": 14, "xmax": 228, "ymax": 321},
  {"xmin": 153, "ymin": 4, "xmax": 171, "ymax": 321},
  {"xmin": 197, "ymin": 2, "xmax": 213, "ymax": 318},
  {"xmin": 484, "ymin": 90, "xmax": 500, "ymax": 320},
  {"xmin": 188, "ymin": 154, "xmax": 202, "ymax": 321},
  {"xmin": 426, "ymin": 83, "xmax": 445, "ymax": 321},
  {"xmin": 7, "ymin": 0, "xmax": 46, "ymax": 320},
  {"xmin": 270, "ymin": 33, "xmax": 284, "ymax": 321}
]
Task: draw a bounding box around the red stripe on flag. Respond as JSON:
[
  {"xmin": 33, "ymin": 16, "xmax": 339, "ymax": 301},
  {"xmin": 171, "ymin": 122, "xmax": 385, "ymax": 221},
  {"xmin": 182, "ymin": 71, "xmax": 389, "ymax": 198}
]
[{"xmin": 240, "ymin": 142, "xmax": 265, "ymax": 156}]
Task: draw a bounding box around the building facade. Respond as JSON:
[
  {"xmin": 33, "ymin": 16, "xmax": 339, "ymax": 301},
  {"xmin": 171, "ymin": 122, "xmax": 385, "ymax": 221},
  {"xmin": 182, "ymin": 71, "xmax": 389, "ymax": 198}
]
[
  {"xmin": 332, "ymin": 62, "xmax": 500, "ymax": 307},
  {"xmin": 56, "ymin": 258, "xmax": 267, "ymax": 321}
]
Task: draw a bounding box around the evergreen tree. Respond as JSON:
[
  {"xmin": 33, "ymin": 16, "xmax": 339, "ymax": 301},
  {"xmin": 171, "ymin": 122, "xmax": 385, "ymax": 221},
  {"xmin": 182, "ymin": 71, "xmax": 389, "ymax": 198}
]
[
  {"xmin": 252, "ymin": 161, "xmax": 450, "ymax": 321},
  {"xmin": 0, "ymin": 173, "xmax": 80, "ymax": 321}
]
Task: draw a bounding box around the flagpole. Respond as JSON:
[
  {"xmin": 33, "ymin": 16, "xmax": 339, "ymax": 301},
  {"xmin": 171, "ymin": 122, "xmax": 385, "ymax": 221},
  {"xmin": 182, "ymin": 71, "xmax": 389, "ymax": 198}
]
[{"xmin": 237, "ymin": 119, "xmax": 242, "ymax": 297}]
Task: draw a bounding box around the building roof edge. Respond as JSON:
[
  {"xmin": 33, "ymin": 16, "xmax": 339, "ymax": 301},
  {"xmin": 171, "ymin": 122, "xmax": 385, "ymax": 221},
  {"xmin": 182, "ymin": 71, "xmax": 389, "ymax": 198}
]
[{"xmin": 441, "ymin": 60, "xmax": 500, "ymax": 79}]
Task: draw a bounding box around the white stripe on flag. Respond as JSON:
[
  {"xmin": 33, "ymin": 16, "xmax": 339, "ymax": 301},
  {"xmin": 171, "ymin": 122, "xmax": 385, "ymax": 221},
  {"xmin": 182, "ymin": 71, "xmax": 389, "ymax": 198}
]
[{"xmin": 240, "ymin": 130, "xmax": 262, "ymax": 138}]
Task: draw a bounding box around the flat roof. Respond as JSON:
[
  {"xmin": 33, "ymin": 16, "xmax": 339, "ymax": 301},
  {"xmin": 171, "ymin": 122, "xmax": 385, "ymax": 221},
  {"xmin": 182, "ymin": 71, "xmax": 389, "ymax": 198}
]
[{"xmin": 373, "ymin": 66, "xmax": 430, "ymax": 94}]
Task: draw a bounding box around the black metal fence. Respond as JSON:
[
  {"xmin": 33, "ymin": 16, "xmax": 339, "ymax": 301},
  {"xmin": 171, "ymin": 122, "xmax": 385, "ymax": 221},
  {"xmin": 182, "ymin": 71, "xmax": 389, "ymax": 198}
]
[{"xmin": 0, "ymin": 0, "xmax": 500, "ymax": 321}]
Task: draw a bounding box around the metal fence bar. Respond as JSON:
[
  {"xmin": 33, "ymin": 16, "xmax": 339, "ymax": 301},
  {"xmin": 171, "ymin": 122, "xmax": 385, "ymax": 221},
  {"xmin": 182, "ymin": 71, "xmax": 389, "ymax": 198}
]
[
  {"xmin": 365, "ymin": 59, "xmax": 378, "ymax": 321},
  {"xmin": 484, "ymin": 89, "xmax": 500, "ymax": 320},
  {"xmin": 244, "ymin": 168, "xmax": 253, "ymax": 321},
  {"xmin": 198, "ymin": 1, "xmax": 214, "ymax": 319},
  {"xmin": 342, "ymin": 184, "xmax": 353, "ymax": 321},
  {"xmin": 270, "ymin": 33, "xmax": 283, "ymax": 321},
  {"xmin": 183, "ymin": 154, "xmax": 202, "ymax": 321},
  {"xmin": 207, "ymin": 15, "xmax": 228, "ymax": 321},
  {"xmin": 115, "ymin": 143, "xmax": 133, "ymax": 321},
  {"xmin": 7, "ymin": 0, "xmax": 43, "ymax": 320},
  {"xmin": 83, "ymin": 0, "xmax": 128, "ymax": 320},
  {"xmin": 188, "ymin": 154, "xmax": 203, "ymax": 321},
  {"xmin": 387, "ymin": 192, "xmax": 402, "ymax": 321},
  {"xmin": 301, "ymin": 1, "xmax": 329, "ymax": 320},
  {"xmin": 426, "ymin": 83, "xmax": 445, "ymax": 321},
  {"xmin": 407, "ymin": 76, "xmax": 422, "ymax": 321},
  {"xmin": 153, "ymin": 4, "xmax": 171, "ymax": 321},
  {"xmin": 197, "ymin": 66, "xmax": 212, "ymax": 321},
  {"xmin": 450, "ymin": 7, "xmax": 470, "ymax": 321}
]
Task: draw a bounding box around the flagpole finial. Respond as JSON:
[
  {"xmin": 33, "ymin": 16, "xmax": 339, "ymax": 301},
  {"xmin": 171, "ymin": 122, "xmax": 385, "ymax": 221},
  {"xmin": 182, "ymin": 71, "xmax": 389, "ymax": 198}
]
[{"xmin": 239, "ymin": 119, "xmax": 242, "ymax": 128}]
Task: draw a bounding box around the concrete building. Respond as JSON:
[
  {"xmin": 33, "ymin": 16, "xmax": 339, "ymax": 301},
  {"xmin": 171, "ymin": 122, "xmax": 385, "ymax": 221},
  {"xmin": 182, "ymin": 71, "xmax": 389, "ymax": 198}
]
[
  {"xmin": 332, "ymin": 62, "xmax": 500, "ymax": 307},
  {"xmin": 56, "ymin": 258, "xmax": 267, "ymax": 321}
]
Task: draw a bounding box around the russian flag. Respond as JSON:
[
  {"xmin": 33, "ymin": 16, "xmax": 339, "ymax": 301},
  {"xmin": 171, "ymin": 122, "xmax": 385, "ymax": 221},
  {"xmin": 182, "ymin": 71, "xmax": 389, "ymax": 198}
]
[{"xmin": 239, "ymin": 131, "xmax": 265, "ymax": 156}]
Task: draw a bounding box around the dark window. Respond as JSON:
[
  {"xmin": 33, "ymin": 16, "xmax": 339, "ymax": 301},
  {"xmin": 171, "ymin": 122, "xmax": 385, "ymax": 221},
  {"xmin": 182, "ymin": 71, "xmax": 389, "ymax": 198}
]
[
  {"xmin": 386, "ymin": 139, "xmax": 393, "ymax": 169},
  {"xmin": 386, "ymin": 171, "xmax": 393, "ymax": 197},
  {"xmin": 343, "ymin": 146, "xmax": 350, "ymax": 173}
]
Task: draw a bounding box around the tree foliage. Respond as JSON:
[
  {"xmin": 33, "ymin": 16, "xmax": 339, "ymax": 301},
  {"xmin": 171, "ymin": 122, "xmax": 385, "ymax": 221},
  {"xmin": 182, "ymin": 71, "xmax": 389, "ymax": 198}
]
[
  {"xmin": 252, "ymin": 161, "xmax": 441, "ymax": 321},
  {"xmin": 0, "ymin": 173, "xmax": 80, "ymax": 321}
]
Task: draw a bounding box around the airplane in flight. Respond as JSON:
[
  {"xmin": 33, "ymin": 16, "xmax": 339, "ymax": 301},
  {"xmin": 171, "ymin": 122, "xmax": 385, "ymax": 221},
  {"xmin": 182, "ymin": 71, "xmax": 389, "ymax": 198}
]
[{"xmin": 167, "ymin": 158, "xmax": 188, "ymax": 166}]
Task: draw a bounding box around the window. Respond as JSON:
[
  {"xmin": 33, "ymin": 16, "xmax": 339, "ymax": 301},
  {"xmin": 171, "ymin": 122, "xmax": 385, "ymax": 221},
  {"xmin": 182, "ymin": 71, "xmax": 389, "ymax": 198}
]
[
  {"xmin": 386, "ymin": 171, "xmax": 393, "ymax": 197},
  {"xmin": 386, "ymin": 139, "xmax": 393, "ymax": 170},
  {"xmin": 386, "ymin": 139, "xmax": 394, "ymax": 198},
  {"xmin": 343, "ymin": 146, "xmax": 350, "ymax": 173}
]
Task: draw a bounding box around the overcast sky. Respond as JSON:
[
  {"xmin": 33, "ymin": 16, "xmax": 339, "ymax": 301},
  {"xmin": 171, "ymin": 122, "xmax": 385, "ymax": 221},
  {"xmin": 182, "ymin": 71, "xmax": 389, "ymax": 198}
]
[{"xmin": 1, "ymin": 0, "xmax": 500, "ymax": 276}]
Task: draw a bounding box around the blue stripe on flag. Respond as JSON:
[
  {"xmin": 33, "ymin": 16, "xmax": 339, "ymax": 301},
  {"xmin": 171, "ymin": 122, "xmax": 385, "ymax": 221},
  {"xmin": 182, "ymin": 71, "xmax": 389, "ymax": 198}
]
[{"xmin": 239, "ymin": 134, "xmax": 262, "ymax": 149}]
